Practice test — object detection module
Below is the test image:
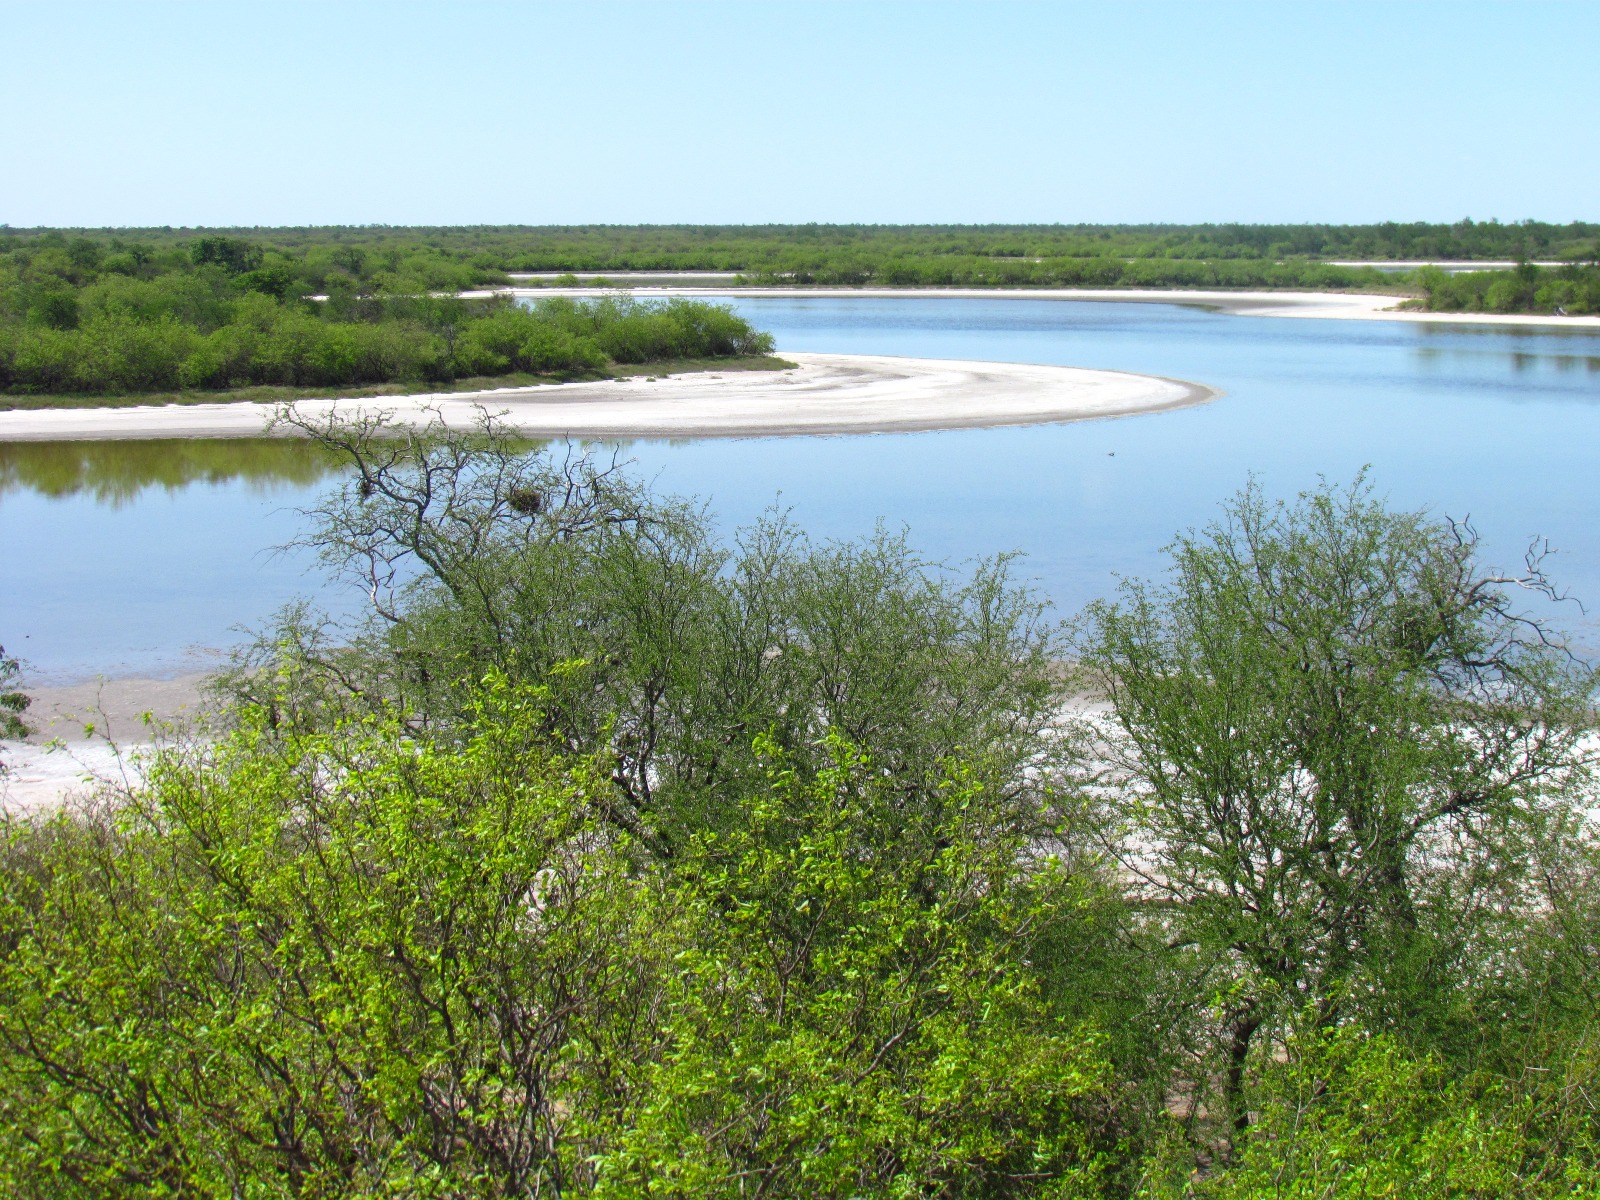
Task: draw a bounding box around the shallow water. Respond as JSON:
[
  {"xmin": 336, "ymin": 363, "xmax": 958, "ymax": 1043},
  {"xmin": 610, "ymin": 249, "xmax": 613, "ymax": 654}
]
[
  {"xmin": 0, "ymin": 440, "xmax": 344, "ymax": 682},
  {"xmin": 4, "ymin": 296, "xmax": 1599, "ymax": 683}
]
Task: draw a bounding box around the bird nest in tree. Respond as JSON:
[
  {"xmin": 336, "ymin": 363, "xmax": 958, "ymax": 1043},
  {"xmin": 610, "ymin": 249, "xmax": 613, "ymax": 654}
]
[{"xmin": 507, "ymin": 487, "xmax": 544, "ymax": 516}]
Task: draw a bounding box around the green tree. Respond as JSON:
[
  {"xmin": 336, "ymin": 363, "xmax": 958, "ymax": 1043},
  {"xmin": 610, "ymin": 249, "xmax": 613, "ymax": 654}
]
[
  {"xmin": 248, "ymin": 406, "xmax": 1066, "ymax": 861},
  {"xmin": 28, "ymin": 290, "xmax": 80, "ymax": 330},
  {"xmin": 0, "ymin": 679, "xmax": 649, "ymax": 1196},
  {"xmin": 189, "ymin": 235, "xmax": 263, "ymax": 275},
  {"xmin": 1072, "ymin": 478, "xmax": 1596, "ymax": 1130}
]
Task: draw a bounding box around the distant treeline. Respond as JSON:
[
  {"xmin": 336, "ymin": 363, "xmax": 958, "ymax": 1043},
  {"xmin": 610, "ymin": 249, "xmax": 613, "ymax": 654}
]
[
  {"xmin": 6, "ymin": 228, "xmax": 1598, "ymax": 356},
  {"xmin": 0, "ymin": 234, "xmax": 772, "ymax": 396},
  {"xmin": 1415, "ymin": 261, "xmax": 1600, "ymax": 315},
  {"xmin": 4, "ymin": 220, "xmax": 1597, "ymax": 275},
  {"xmin": 740, "ymin": 256, "xmax": 1399, "ymax": 290},
  {"xmin": 2, "ymin": 228, "xmax": 507, "ymax": 296}
]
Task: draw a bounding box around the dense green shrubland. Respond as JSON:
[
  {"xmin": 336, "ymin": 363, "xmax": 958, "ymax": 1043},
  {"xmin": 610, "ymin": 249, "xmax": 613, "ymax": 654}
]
[
  {"xmin": 0, "ymin": 234, "xmax": 774, "ymax": 397},
  {"xmin": 478, "ymin": 219, "xmax": 1595, "ymax": 269},
  {"xmin": 12, "ymin": 224, "xmax": 1600, "ymax": 355},
  {"xmin": 1, "ymin": 424, "xmax": 1596, "ymax": 1196},
  {"xmin": 743, "ymin": 255, "xmax": 1399, "ymax": 289},
  {"xmin": 7, "ymin": 220, "xmax": 1597, "ymax": 272},
  {"xmin": 1415, "ymin": 261, "xmax": 1600, "ymax": 315}
]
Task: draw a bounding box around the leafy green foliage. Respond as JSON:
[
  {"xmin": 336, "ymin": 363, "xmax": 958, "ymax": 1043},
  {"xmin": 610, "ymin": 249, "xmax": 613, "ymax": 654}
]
[
  {"xmin": 190, "ymin": 235, "xmax": 264, "ymax": 275},
  {"xmin": 0, "ymin": 681, "xmax": 638, "ymax": 1195},
  {"xmin": 252, "ymin": 407, "xmax": 1066, "ymax": 863},
  {"xmin": 7, "ymin": 220, "xmax": 1595, "ymax": 276},
  {"xmin": 0, "ymin": 676, "xmax": 1120, "ymax": 1197},
  {"xmin": 0, "ymin": 236, "xmax": 773, "ymax": 396},
  {"xmin": 2, "ymin": 446, "xmax": 1597, "ymax": 1195},
  {"xmin": 743, "ymin": 256, "xmax": 1399, "ymax": 290},
  {"xmin": 1073, "ymin": 478, "xmax": 1596, "ymax": 1127},
  {"xmin": 1416, "ymin": 261, "xmax": 1600, "ymax": 314},
  {"xmin": 1139, "ymin": 1026, "xmax": 1600, "ymax": 1199},
  {"xmin": 594, "ymin": 736, "xmax": 1117, "ymax": 1198}
]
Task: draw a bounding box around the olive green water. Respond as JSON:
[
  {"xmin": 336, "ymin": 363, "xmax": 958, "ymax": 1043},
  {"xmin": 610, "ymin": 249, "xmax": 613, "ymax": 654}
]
[{"xmin": 0, "ymin": 439, "xmax": 342, "ymax": 507}]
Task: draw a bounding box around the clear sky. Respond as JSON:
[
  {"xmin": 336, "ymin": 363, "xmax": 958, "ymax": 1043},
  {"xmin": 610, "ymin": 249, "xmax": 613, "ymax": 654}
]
[{"xmin": 3, "ymin": 0, "xmax": 1595, "ymax": 228}]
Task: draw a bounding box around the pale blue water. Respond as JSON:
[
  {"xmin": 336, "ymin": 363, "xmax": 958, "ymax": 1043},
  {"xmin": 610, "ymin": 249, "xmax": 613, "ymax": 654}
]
[
  {"xmin": 3, "ymin": 296, "xmax": 1598, "ymax": 682},
  {"xmin": 632, "ymin": 295, "xmax": 1600, "ymax": 640}
]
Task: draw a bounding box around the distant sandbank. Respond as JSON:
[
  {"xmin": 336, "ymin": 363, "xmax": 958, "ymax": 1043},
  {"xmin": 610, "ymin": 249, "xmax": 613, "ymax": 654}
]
[
  {"xmin": 485, "ymin": 284, "xmax": 1600, "ymax": 331},
  {"xmin": 0, "ymin": 352, "xmax": 1213, "ymax": 442}
]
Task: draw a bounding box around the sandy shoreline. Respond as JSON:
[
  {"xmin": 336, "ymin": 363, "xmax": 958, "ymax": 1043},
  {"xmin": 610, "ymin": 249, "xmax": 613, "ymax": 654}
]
[
  {"xmin": 0, "ymin": 352, "xmax": 1212, "ymax": 805},
  {"xmin": 0, "ymin": 351, "xmax": 1213, "ymax": 442},
  {"xmin": 1, "ymin": 672, "xmax": 209, "ymax": 813},
  {"xmin": 486, "ymin": 284, "xmax": 1600, "ymax": 331}
]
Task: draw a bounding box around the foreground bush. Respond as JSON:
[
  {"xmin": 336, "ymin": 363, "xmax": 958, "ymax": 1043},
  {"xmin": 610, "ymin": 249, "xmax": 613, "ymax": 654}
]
[
  {"xmin": 1139, "ymin": 1027, "xmax": 1600, "ymax": 1199},
  {"xmin": 0, "ymin": 679, "xmax": 1119, "ymax": 1198},
  {"xmin": 3, "ymin": 430, "xmax": 1596, "ymax": 1195},
  {"xmin": 1072, "ymin": 477, "xmax": 1598, "ymax": 1136}
]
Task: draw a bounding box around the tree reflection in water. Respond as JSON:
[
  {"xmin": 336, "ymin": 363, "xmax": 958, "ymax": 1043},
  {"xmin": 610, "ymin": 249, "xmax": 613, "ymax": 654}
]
[{"xmin": 0, "ymin": 439, "xmax": 345, "ymax": 507}]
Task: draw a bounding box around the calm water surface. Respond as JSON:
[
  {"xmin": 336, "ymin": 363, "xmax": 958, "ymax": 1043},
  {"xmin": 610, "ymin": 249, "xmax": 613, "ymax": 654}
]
[{"xmin": 4, "ymin": 296, "xmax": 1599, "ymax": 682}]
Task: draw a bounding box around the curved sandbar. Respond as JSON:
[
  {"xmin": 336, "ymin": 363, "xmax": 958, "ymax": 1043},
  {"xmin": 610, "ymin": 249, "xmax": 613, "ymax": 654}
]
[{"xmin": 0, "ymin": 352, "xmax": 1213, "ymax": 442}]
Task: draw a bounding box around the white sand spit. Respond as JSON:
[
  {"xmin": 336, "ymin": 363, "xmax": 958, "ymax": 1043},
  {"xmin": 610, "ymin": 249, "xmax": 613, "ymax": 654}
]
[{"xmin": 0, "ymin": 352, "xmax": 1212, "ymax": 442}]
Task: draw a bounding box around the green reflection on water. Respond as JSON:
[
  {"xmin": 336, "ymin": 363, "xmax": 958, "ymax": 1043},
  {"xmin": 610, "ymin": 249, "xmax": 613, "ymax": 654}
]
[{"xmin": 0, "ymin": 439, "xmax": 346, "ymax": 506}]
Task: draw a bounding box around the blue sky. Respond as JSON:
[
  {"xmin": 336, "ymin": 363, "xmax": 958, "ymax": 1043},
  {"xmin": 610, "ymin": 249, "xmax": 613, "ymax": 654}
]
[{"xmin": 3, "ymin": 0, "xmax": 1595, "ymax": 227}]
